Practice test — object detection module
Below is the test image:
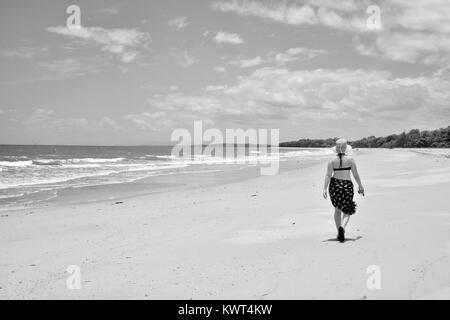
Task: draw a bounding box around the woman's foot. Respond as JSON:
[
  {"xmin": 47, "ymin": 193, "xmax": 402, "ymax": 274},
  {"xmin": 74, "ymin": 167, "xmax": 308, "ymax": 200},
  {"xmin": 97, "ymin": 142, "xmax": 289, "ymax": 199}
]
[{"xmin": 338, "ymin": 227, "xmax": 345, "ymax": 242}]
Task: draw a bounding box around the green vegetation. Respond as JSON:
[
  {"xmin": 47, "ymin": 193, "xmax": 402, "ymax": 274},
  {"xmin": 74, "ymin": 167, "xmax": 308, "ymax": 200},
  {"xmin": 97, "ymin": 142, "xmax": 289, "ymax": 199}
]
[{"xmin": 279, "ymin": 126, "xmax": 450, "ymax": 148}]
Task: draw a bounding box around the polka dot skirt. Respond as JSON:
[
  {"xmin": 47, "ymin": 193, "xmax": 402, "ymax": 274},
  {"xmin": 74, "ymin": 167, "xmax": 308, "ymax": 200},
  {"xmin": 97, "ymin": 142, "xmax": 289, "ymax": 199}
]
[{"xmin": 329, "ymin": 177, "xmax": 357, "ymax": 215}]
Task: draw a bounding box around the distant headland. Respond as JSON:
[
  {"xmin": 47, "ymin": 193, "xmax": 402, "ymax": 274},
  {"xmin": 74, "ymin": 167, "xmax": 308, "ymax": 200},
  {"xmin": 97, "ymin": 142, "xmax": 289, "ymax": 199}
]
[{"xmin": 280, "ymin": 126, "xmax": 450, "ymax": 148}]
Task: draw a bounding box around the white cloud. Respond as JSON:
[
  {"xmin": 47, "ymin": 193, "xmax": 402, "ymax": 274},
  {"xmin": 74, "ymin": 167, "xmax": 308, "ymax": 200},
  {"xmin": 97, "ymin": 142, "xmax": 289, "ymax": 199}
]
[
  {"xmin": 229, "ymin": 56, "xmax": 264, "ymax": 68},
  {"xmin": 0, "ymin": 46, "xmax": 48, "ymax": 60},
  {"xmin": 309, "ymin": 0, "xmax": 359, "ymax": 12},
  {"xmin": 137, "ymin": 67, "xmax": 450, "ymax": 131},
  {"xmin": 206, "ymin": 85, "xmax": 229, "ymax": 92},
  {"xmin": 8, "ymin": 108, "xmax": 55, "ymax": 125},
  {"xmin": 99, "ymin": 117, "xmax": 120, "ymax": 130},
  {"xmin": 356, "ymin": 32, "xmax": 450, "ymax": 65},
  {"xmin": 10, "ymin": 64, "xmax": 447, "ymax": 137},
  {"xmin": 5, "ymin": 108, "xmax": 95, "ymax": 130},
  {"xmin": 316, "ymin": 7, "xmax": 349, "ymax": 30},
  {"xmin": 211, "ymin": 1, "xmax": 317, "ymax": 25},
  {"xmin": 53, "ymin": 117, "xmax": 90, "ymax": 129},
  {"xmin": 211, "ymin": 0, "xmax": 367, "ymax": 31},
  {"xmin": 213, "ymin": 66, "xmax": 227, "ymax": 72},
  {"xmin": 97, "ymin": 7, "xmax": 120, "ymax": 16},
  {"xmin": 47, "ymin": 26, "xmax": 151, "ymax": 63},
  {"xmin": 168, "ymin": 17, "xmax": 189, "ymax": 30},
  {"xmin": 2, "ymin": 108, "xmax": 124, "ymax": 135},
  {"xmin": 228, "ymin": 47, "xmax": 326, "ymax": 69},
  {"xmin": 213, "ymin": 31, "xmax": 244, "ymax": 44},
  {"xmin": 27, "ymin": 109, "xmax": 55, "ymax": 125},
  {"xmin": 271, "ymin": 47, "xmax": 326, "ymax": 65},
  {"xmin": 176, "ymin": 51, "xmax": 198, "ymax": 68},
  {"xmin": 37, "ymin": 57, "xmax": 111, "ymax": 80},
  {"xmin": 123, "ymin": 112, "xmax": 176, "ymax": 131},
  {"xmin": 212, "ymin": 1, "xmax": 450, "ymax": 66},
  {"xmin": 121, "ymin": 51, "xmax": 140, "ymax": 63},
  {"xmin": 393, "ymin": 0, "xmax": 450, "ymax": 33},
  {"xmin": 355, "ymin": 1, "xmax": 450, "ymax": 65}
]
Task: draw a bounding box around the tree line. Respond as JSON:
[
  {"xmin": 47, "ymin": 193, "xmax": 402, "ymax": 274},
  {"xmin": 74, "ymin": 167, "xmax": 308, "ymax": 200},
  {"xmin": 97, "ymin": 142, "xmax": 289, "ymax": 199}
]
[{"xmin": 279, "ymin": 126, "xmax": 450, "ymax": 148}]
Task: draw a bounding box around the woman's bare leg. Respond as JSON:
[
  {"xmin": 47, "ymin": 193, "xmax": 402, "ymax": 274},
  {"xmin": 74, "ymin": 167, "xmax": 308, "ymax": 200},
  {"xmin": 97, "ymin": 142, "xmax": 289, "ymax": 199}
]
[
  {"xmin": 342, "ymin": 214, "xmax": 350, "ymax": 229},
  {"xmin": 334, "ymin": 208, "xmax": 342, "ymax": 231}
]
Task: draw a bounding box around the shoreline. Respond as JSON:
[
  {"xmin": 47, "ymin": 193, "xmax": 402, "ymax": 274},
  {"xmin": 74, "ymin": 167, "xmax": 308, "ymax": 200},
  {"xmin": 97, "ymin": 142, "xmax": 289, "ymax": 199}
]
[
  {"xmin": 0, "ymin": 149, "xmax": 449, "ymax": 299},
  {"xmin": 0, "ymin": 151, "xmax": 325, "ymax": 215}
]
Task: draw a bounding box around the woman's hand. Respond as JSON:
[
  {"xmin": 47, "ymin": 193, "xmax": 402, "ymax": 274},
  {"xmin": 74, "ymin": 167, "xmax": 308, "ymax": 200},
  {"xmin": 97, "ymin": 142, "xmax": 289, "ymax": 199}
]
[
  {"xmin": 323, "ymin": 189, "xmax": 328, "ymax": 199},
  {"xmin": 358, "ymin": 185, "xmax": 365, "ymax": 196}
]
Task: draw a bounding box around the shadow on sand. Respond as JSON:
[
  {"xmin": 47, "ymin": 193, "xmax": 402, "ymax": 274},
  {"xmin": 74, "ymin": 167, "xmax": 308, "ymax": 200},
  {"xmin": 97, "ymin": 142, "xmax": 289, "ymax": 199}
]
[{"xmin": 322, "ymin": 236, "xmax": 363, "ymax": 243}]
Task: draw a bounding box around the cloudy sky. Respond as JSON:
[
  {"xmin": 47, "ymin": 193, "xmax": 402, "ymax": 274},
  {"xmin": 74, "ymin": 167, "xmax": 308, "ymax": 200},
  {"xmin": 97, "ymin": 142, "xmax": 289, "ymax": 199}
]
[{"xmin": 0, "ymin": 0, "xmax": 449, "ymax": 145}]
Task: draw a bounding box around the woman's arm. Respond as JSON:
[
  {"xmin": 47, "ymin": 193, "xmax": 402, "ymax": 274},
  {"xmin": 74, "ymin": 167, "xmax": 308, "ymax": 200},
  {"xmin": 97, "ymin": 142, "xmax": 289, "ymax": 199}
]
[
  {"xmin": 351, "ymin": 159, "xmax": 365, "ymax": 196},
  {"xmin": 323, "ymin": 161, "xmax": 333, "ymax": 199}
]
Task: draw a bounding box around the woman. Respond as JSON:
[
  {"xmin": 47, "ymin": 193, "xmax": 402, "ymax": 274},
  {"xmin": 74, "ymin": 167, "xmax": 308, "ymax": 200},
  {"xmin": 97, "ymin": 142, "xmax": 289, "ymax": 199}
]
[{"xmin": 323, "ymin": 139, "xmax": 364, "ymax": 242}]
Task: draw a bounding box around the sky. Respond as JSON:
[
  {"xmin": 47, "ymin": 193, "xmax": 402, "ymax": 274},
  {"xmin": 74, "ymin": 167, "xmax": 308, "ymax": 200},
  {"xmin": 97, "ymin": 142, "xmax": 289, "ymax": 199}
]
[{"xmin": 0, "ymin": 0, "xmax": 449, "ymax": 145}]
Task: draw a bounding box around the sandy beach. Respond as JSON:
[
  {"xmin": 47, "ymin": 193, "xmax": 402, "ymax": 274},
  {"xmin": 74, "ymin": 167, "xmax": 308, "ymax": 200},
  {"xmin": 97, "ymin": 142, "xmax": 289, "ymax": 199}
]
[{"xmin": 0, "ymin": 148, "xmax": 449, "ymax": 299}]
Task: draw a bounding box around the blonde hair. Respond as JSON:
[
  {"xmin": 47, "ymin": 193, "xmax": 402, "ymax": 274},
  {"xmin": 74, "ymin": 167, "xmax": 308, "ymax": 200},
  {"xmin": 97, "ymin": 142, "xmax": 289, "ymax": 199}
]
[
  {"xmin": 336, "ymin": 138, "xmax": 347, "ymax": 168},
  {"xmin": 336, "ymin": 138, "xmax": 347, "ymax": 154}
]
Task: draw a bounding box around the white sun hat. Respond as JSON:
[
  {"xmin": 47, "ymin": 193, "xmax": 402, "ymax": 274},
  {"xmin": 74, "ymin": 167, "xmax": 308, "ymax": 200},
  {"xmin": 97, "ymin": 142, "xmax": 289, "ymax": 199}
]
[{"xmin": 331, "ymin": 138, "xmax": 353, "ymax": 155}]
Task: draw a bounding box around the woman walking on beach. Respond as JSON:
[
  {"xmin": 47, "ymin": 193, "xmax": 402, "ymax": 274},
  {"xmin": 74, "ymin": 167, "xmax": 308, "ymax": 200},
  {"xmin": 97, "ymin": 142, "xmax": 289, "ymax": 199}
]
[{"xmin": 323, "ymin": 139, "xmax": 364, "ymax": 242}]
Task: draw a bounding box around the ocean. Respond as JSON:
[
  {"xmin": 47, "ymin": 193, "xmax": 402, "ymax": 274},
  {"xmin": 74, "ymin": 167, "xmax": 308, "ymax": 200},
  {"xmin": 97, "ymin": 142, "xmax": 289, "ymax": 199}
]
[{"xmin": 0, "ymin": 145, "xmax": 334, "ymax": 211}]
